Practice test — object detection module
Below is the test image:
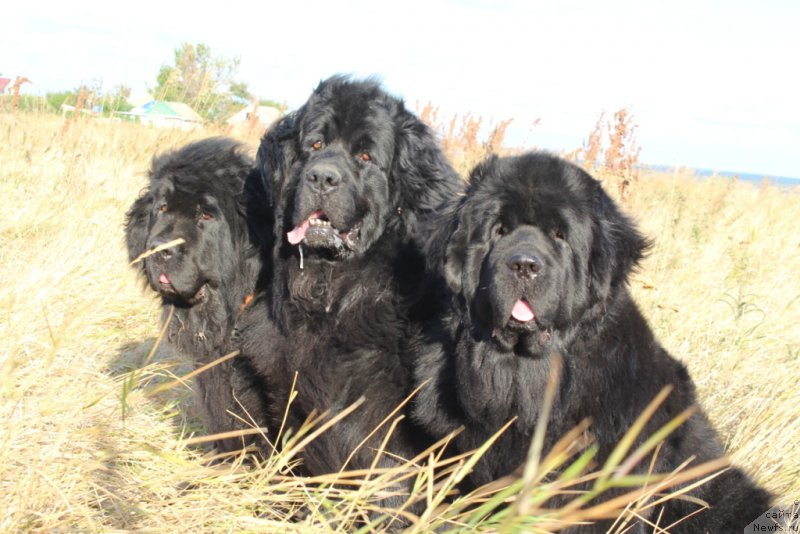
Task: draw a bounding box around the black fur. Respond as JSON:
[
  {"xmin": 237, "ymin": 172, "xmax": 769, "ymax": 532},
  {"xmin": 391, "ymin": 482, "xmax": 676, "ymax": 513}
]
[
  {"xmin": 125, "ymin": 137, "xmax": 270, "ymax": 454},
  {"xmin": 412, "ymin": 152, "xmax": 771, "ymax": 532},
  {"xmin": 237, "ymin": 76, "xmax": 462, "ymax": 510}
]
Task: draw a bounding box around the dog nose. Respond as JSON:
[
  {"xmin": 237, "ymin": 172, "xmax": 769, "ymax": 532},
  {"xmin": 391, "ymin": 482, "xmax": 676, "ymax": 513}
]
[
  {"xmin": 306, "ymin": 164, "xmax": 342, "ymax": 193},
  {"xmin": 508, "ymin": 253, "xmax": 542, "ymax": 278}
]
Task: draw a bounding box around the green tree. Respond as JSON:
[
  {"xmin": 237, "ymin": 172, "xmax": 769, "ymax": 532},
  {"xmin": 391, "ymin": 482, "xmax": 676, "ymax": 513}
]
[
  {"xmin": 151, "ymin": 42, "xmax": 245, "ymax": 122},
  {"xmin": 46, "ymin": 91, "xmax": 74, "ymax": 112},
  {"xmin": 100, "ymin": 85, "xmax": 133, "ymax": 115},
  {"xmin": 230, "ymin": 81, "xmax": 252, "ymax": 103},
  {"xmin": 46, "ymin": 83, "xmax": 132, "ymax": 116}
]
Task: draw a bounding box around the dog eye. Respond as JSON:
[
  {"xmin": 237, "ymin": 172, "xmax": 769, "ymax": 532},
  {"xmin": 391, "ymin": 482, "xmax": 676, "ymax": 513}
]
[
  {"xmin": 158, "ymin": 204, "xmax": 168, "ymax": 213},
  {"xmin": 494, "ymin": 224, "xmax": 507, "ymax": 237},
  {"xmin": 311, "ymin": 141, "xmax": 323, "ymax": 151},
  {"xmin": 357, "ymin": 152, "xmax": 371, "ymax": 162},
  {"xmin": 553, "ymin": 228, "xmax": 565, "ymax": 240},
  {"xmin": 201, "ymin": 212, "xmax": 213, "ymax": 221}
]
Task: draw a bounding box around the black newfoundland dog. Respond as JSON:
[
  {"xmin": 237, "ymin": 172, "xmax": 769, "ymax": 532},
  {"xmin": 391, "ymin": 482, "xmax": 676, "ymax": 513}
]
[
  {"xmin": 125, "ymin": 138, "xmax": 270, "ymax": 454},
  {"xmin": 412, "ymin": 153, "xmax": 771, "ymax": 532},
  {"xmin": 236, "ymin": 76, "xmax": 462, "ymax": 495}
]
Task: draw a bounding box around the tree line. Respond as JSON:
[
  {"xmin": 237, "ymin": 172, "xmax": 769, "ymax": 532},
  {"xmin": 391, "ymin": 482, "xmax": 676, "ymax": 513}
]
[{"xmin": 4, "ymin": 42, "xmax": 284, "ymax": 122}]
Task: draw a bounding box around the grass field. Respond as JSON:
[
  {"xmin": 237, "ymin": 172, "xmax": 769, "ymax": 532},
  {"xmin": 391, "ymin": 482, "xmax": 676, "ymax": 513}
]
[{"xmin": 1, "ymin": 112, "xmax": 798, "ymax": 532}]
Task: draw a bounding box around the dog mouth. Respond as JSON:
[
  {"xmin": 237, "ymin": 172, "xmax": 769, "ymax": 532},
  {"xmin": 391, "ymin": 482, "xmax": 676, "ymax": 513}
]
[
  {"xmin": 487, "ymin": 298, "xmax": 553, "ymax": 354},
  {"xmin": 286, "ymin": 210, "xmax": 361, "ymax": 254},
  {"xmin": 490, "ymin": 297, "xmax": 539, "ymax": 331},
  {"xmin": 485, "ymin": 297, "xmax": 536, "ymax": 334},
  {"xmin": 158, "ymin": 273, "xmax": 173, "ymax": 291},
  {"xmin": 509, "ymin": 299, "xmax": 535, "ymax": 324},
  {"xmin": 156, "ymin": 272, "xmax": 208, "ymax": 305},
  {"xmin": 494, "ymin": 298, "xmax": 539, "ymax": 335}
]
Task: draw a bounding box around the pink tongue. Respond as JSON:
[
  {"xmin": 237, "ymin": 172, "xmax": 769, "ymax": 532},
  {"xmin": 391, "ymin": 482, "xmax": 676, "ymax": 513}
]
[
  {"xmin": 287, "ymin": 219, "xmax": 309, "ymax": 245},
  {"xmin": 159, "ymin": 273, "xmax": 170, "ymax": 285},
  {"xmin": 287, "ymin": 211, "xmax": 324, "ymax": 245},
  {"xmin": 511, "ymin": 299, "xmax": 535, "ymax": 322}
]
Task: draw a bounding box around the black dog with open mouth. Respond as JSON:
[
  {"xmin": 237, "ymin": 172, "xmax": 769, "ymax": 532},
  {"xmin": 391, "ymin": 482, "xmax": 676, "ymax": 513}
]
[
  {"xmin": 125, "ymin": 138, "xmax": 270, "ymax": 455},
  {"xmin": 236, "ymin": 76, "xmax": 462, "ymax": 515},
  {"xmin": 412, "ymin": 152, "xmax": 771, "ymax": 532}
]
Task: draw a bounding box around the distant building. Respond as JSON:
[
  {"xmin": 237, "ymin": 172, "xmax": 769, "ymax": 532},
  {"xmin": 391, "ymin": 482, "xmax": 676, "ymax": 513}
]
[
  {"xmin": 226, "ymin": 105, "xmax": 283, "ymax": 130},
  {"xmin": 118, "ymin": 100, "xmax": 204, "ymax": 129},
  {"xmin": 60, "ymin": 104, "xmax": 95, "ymax": 116}
]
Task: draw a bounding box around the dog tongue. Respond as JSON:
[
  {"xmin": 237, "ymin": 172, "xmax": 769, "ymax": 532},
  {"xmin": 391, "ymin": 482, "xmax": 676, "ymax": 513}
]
[
  {"xmin": 287, "ymin": 219, "xmax": 310, "ymax": 245},
  {"xmin": 287, "ymin": 211, "xmax": 323, "ymax": 245},
  {"xmin": 511, "ymin": 299, "xmax": 535, "ymax": 322},
  {"xmin": 159, "ymin": 273, "xmax": 170, "ymax": 285}
]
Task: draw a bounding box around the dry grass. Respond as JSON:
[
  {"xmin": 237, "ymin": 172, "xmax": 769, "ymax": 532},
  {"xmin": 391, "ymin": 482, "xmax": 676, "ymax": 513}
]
[
  {"xmin": 618, "ymin": 170, "xmax": 800, "ymax": 496},
  {"xmin": 10, "ymin": 77, "xmax": 33, "ymax": 111},
  {"xmin": 1, "ymin": 111, "xmax": 797, "ymax": 532},
  {"xmin": 571, "ymin": 108, "xmax": 642, "ymax": 205},
  {"xmin": 418, "ymin": 102, "xmax": 517, "ymax": 175}
]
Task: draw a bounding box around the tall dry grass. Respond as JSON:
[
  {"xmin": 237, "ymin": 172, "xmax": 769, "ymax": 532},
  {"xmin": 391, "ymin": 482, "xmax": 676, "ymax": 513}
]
[
  {"xmin": 620, "ymin": 170, "xmax": 800, "ymax": 495},
  {"xmin": 418, "ymin": 102, "xmax": 516, "ymax": 175},
  {"xmin": 1, "ymin": 111, "xmax": 797, "ymax": 531},
  {"xmin": 572, "ymin": 108, "xmax": 642, "ymax": 205}
]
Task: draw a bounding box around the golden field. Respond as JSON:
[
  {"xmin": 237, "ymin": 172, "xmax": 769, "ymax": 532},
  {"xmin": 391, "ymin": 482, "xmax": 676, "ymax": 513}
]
[{"xmin": 1, "ymin": 112, "xmax": 797, "ymax": 532}]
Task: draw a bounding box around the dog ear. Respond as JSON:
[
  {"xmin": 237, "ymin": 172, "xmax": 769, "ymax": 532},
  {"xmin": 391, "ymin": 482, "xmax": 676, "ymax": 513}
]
[
  {"xmin": 588, "ymin": 178, "xmax": 651, "ymax": 301},
  {"xmin": 257, "ymin": 111, "xmax": 298, "ymax": 194},
  {"xmin": 436, "ymin": 155, "xmax": 501, "ymax": 295},
  {"xmin": 391, "ymin": 108, "xmax": 462, "ymax": 232},
  {"xmin": 422, "ymin": 205, "xmax": 464, "ymax": 293},
  {"xmin": 432, "ymin": 203, "xmax": 490, "ymax": 304},
  {"xmin": 241, "ymin": 166, "xmax": 272, "ymax": 245},
  {"xmin": 124, "ymin": 190, "xmax": 153, "ymax": 267},
  {"xmin": 255, "ymin": 112, "xmax": 299, "ymax": 248},
  {"xmin": 464, "ymin": 154, "xmax": 499, "ymax": 186}
]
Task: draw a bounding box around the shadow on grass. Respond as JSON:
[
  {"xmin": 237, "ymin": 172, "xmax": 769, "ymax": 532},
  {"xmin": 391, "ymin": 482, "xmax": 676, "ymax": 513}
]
[
  {"xmin": 107, "ymin": 337, "xmax": 178, "ymax": 376},
  {"xmin": 106, "ymin": 337, "xmax": 211, "ymax": 452}
]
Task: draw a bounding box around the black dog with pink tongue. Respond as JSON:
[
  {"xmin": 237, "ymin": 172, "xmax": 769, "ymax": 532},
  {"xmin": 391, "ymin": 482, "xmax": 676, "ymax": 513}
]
[
  {"xmin": 412, "ymin": 152, "xmax": 771, "ymax": 532},
  {"xmin": 236, "ymin": 76, "xmax": 462, "ymax": 520}
]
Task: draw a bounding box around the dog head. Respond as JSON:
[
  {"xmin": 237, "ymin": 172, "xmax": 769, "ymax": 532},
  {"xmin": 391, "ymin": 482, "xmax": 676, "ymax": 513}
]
[
  {"xmin": 258, "ymin": 75, "xmax": 461, "ymax": 265},
  {"xmin": 437, "ymin": 153, "xmax": 650, "ymax": 356},
  {"xmin": 125, "ymin": 138, "xmax": 253, "ymax": 307}
]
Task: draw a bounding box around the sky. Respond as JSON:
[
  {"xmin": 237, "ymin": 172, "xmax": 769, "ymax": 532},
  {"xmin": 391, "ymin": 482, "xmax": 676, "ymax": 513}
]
[{"xmin": 4, "ymin": 0, "xmax": 799, "ymax": 179}]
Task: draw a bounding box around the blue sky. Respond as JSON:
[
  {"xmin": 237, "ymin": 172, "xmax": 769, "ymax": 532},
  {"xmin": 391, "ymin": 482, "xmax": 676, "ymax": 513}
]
[{"xmin": 4, "ymin": 0, "xmax": 799, "ymax": 178}]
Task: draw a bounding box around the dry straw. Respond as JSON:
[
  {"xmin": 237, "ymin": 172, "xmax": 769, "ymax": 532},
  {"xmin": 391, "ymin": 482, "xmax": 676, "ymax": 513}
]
[
  {"xmin": 1, "ymin": 110, "xmax": 796, "ymax": 532},
  {"xmin": 128, "ymin": 238, "xmax": 187, "ymax": 266}
]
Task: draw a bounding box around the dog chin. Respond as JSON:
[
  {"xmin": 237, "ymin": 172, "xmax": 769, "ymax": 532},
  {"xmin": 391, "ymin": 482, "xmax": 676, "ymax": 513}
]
[
  {"xmin": 304, "ymin": 226, "xmax": 360, "ymax": 256},
  {"xmin": 484, "ymin": 311, "xmax": 553, "ymax": 357}
]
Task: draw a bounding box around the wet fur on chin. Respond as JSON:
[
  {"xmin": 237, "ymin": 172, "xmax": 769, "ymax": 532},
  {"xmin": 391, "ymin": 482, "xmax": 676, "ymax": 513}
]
[{"xmin": 412, "ymin": 152, "xmax": 771, "ymax": 532}]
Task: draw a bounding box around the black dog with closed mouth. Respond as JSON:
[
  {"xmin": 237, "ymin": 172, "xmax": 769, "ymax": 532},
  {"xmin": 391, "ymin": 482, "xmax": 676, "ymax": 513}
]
[
  {"xmin": 412, "ymin": 152, "xmax": 771, "ymax": 532},
  {"xmin": 125, "ymin": 138, "xmax": 270, "ymax": 455},
  {"xmin": 236, "ymin": 76, "xmax": 462, "ymax": 512}
]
